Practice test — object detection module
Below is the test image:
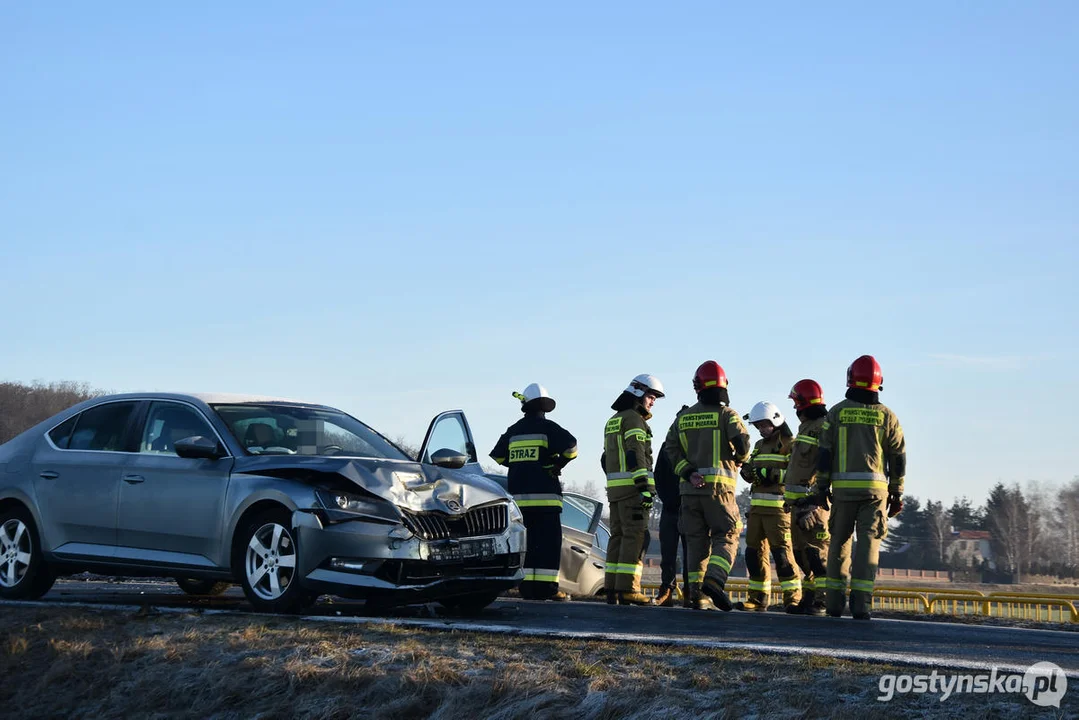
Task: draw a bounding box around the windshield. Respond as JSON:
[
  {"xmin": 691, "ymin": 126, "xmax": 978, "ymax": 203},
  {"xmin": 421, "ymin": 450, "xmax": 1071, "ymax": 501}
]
[{"xmin": 213, "ymin": 404, "xmax": 410, "ymax": 460}]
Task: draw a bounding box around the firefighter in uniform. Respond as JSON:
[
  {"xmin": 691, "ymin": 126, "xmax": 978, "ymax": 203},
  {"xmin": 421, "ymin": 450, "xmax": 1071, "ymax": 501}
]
[
  {"xmin": 490, "ymin": 383, "xmax": 578, "ymax": 601},
  {"xmin": 811, "ymin": 355, "xmax": 906, "ymax": 620},
  {"xmin": 737, "ymin": 401, "xmax": 801, "ymax": 611},
  {"xmin": 663, "ymin": 361, "xmax": 749, "ymax": 611},
  {"xmin": 783, "ymin": 379, "xmax": 830, "ymax": 616},
  {"xmin": 602, "ymin": 374, "xmax": 665, "ymax": 605}
]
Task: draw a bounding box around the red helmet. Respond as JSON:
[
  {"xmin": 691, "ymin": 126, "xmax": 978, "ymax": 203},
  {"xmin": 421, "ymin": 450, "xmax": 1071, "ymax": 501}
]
[
  {"xmin": 847, "ymin": 355, "xmax": 883, "ymax": 392},
  {"xmin": 788, "ymin": 379, "xmax": 825, "ymax": 411},
  {"xmin": 692, "ymin": 361, "xmax": 728, "ymax": 393}
]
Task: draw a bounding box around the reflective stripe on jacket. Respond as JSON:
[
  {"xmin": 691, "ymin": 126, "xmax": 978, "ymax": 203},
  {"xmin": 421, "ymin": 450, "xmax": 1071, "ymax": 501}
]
[
  {"xmin": 745, "ymin": 432, "xmax": 792, "ymax": 513},
  {"xmin": 662, "ymin": 402, "xmax": 750, "ymax": 497},
  {"xmin": 818, "ymin": 399, "xmax": 905, "ymax": 500},
  {"xmin": 783, "ymin": 415, "xmax": 827, "ymax": 499},
  {"xmin": 490, "ymin": 415, "xmax": 578, "ymax": 511},
  {"xmin": 603, "ymin": 408, "xmax": 655, "ymax": 501}
]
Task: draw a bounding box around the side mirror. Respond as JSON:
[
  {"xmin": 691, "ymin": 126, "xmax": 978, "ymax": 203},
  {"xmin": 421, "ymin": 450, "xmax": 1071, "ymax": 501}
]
[
  {"xmin": 174, "ymin": 436, "xmax": 226, "ymax": 460},
  {"xmin": 430, "ymin": 448, "xmax": 467, "ymax": 469}
]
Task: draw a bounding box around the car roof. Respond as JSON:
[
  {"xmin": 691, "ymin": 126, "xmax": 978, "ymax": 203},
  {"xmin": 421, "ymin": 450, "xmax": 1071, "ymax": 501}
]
[
  {"xmin": 83, "ymin": 392, "xmax": 332, "ymax": 408},
  {"xmin": 187, "ymin": 392, "xmax": 317, "ymax": 405}
]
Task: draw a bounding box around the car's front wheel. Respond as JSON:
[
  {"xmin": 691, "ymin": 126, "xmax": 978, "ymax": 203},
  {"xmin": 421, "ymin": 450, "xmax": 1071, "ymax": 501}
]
[
  {"xmin": 237, "ymin": 509, "xmax": 316, "ymax": 613},
  {"xmin": 175, "ymin": 578, "xmax": 231, "ymax": 596},
  {"xmin": 0, "ymin": 507, "xmax": 56, "ymax": 600},
  {"xmin": 437, "ymin": 590, "xmax": 502, "ymax": 615}
]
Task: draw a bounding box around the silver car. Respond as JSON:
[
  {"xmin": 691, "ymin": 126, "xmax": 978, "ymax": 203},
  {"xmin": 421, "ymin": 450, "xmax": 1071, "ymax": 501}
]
[{"xmin": 0, "ymin": 393, "xmax": 526, "ymax": 613}]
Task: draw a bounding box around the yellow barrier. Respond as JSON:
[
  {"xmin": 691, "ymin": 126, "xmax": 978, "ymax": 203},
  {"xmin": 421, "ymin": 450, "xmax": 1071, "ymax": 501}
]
[
  {"xmin": 987, "ymin": 591, "xmax": 1079, "ymax": 601},
  {"xmin": 872, "ymin": 590, "xmax": 931, "ymax": 613},
  {"xmin": 638, "ymin": 582, "xmax": 1079, "ymax": 623}
]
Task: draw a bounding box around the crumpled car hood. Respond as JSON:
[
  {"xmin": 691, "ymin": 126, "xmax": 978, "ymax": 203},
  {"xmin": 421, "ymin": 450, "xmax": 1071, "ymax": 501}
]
[{"xmin": 232, "ymin": 456, "xmax": 511, "ymax": 514}]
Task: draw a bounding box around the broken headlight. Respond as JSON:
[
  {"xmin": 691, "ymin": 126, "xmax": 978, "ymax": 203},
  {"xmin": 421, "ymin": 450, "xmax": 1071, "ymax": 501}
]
[
  {"xmin": 315, "ymin": 488, "xmax": 400, "ymax": 524},
  {"xmin": 507, "ymin": 501, "xmax": 524, "ymax": 524}
]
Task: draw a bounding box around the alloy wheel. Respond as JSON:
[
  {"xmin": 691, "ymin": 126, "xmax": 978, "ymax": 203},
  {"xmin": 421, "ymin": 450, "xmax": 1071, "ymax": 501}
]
[
  {"xmin": 244, "ymin": 521, "xmax": 297, "ymax": 600},
  {"xmin": 0, "ymin": 518, "xmax": 32, "ymax": 589}
]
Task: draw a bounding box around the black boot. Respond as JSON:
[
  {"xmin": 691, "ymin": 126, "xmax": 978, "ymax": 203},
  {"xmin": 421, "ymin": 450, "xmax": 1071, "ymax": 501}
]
[
  {"xmin": 686, "ymin": 585, "xmax": 716, "ymax": 611},
  {"xmin": 606, "ymin": 589, "xmax": 619, "ymax": 605},
  {"xmin": 788, "ymin": 589, "xmax": 815, "ymax": 615},
  {"xmin": 701, "ymin": 578, "xmax": 733, "ymax": 612}
]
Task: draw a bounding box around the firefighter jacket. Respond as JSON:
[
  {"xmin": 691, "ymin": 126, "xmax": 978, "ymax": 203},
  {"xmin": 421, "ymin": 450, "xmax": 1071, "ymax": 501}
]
[
  {"xmin": 490, "ymin": 415, "xmax": 578, "ymax": 512},
  {"xmin": 602, "ymin": 407, "xmax": 656, "ymax": 502},
  {"xmin": 783, "ymin": 415, "xmax": 827, "ymax": 504},
  {"xmin": 662, "ymin": 402, "xmax": 751, "ymax": 498},
  {"xmin": 818, "ymin": 399, "xmax": 905, "ymax": 501},
  {"xmin": 743, "ymin": 432, "xmax": 792, "ymax": 513}
]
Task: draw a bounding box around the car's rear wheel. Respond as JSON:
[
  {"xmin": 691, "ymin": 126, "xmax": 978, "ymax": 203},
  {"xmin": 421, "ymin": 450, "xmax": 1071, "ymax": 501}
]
[
  {"xmin": 437, "ymin": 590, "xmax": 501, "ymax": 614},
  {"xmin": 237, "ymin": 509, "xmax": 316, "ymax": 613},
  {"xmin": 0, "ymin": 507, "xmax": 56, "ymax": 600},
  {"xmin": 175, "ymin": 578, "xmax": 231, "ymax": 596}
]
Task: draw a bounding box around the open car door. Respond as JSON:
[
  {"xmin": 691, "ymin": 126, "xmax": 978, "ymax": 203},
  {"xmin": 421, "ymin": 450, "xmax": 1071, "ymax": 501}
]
[
  {"xmin": 417, "ymin": 409, "xmax": 483, "ymax": 474},
  {"xmin": 559, "ymin": 491, "xmax": 605, "ymax": 594}
]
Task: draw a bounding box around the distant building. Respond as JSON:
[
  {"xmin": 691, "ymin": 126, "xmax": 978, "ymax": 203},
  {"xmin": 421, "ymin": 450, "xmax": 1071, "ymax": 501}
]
[{"xmin": 950, "ymin": 529, "xmax": 995, "ymax": 569}]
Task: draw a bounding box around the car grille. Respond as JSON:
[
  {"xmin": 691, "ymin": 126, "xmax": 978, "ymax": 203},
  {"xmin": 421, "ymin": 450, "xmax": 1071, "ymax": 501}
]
[
  {"xmin": 377, "ymin": 556, "xmax": 522, "ymax": 585},
  {"xmin": 401, "ymin": 504, "xmax": 509, "ymax": 540}
]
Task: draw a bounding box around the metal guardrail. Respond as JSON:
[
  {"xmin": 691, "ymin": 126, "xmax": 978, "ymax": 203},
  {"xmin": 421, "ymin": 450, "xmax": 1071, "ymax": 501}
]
[{"xmin": 638, "ymin": 582, "xmax": 1079, "ymax": 623}]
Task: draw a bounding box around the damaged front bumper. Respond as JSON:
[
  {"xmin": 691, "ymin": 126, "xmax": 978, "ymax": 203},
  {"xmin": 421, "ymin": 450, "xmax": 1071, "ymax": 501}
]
[{"xmin": 292, "ymin": 507, "xmax": 526, "ymax": 603}]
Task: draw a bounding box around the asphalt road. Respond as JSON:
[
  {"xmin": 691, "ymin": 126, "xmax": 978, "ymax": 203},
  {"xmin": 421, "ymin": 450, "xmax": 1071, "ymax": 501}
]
[{"xmin": 17, "ymin": 579, "xmax": 1079, "ymax": 677}]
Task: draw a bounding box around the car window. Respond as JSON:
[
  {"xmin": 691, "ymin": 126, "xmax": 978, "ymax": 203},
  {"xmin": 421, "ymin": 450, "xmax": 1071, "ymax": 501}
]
[
  {"xmin": 48, "ymin": 415, "xmax": 78, "ymax": 449},
  {"xmin": 213, "ymin": 404, "xmax": 410, "ymax": 460},
  {"xmin": 140, "ymin": 402, "xmax": 217, "ymax": 456},
  {"xmin": 67, "ymin": 402, "xmax": 137, "ymax": 452},
  {"xmin": 593, "ymin": 523, "xmax": 610, "ymax": 554},
  {"xmin": 562, "ymin": 494, "xmax": 597, "ymax": 533},
  {"xmin": 423, "ymin": 414, "xmax": 471, "ymax": 462}
]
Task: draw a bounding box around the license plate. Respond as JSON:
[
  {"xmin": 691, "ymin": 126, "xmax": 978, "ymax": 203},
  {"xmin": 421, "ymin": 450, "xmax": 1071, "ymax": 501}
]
[{"xmin": 428, "ymin": 538, "xmax": 497, "ymax": 562}]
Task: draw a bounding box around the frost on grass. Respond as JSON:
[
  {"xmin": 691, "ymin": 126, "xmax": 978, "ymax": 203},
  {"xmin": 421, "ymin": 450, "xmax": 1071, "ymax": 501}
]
[{"xmin": 0, "ymin": 607, "xmax": 1061, "ymax": 719}]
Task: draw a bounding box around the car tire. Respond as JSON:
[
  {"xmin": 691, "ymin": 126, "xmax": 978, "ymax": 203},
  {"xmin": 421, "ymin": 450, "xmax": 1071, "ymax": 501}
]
[
  {"xmin": 437, "ymin": 590, "xmax": 501, "ymax": 614},
  {"xmin": 236, "ymin": 509, "xmax": 317, "ymax": 614},
  {"xmin": 175, "ymin": 578, "xmax": 231, "ymax": 596},
  {"xmin": 0, "ymin": 507, "xmax": 57, "ymax": 600}
]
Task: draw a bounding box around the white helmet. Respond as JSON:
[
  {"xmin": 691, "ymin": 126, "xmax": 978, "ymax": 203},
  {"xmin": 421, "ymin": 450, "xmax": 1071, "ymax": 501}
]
[
  {"xmin": 513, "ymin": 383, "xmax": 555, "ymax": 412},
  {"xmin": 746, "ymin": 401, "xmax": 784, "ymax": 427},
  {"xmin": 625, "ymin": 374, "xmax": 665, "ymax": 399}
]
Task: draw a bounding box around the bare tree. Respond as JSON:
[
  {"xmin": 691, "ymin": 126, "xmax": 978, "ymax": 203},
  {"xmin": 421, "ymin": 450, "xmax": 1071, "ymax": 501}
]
[
  {"xmin": 1025, "ymin": 481, "xmax": 1051, "ymax": 573},
  {"xmin": 1051, "ymin": 478, "xmax": 1079, "ymax": 574},
  {"xmin": 0, "ymin": 380, "xmax": 106, "ymax": 445},
  {"xmin": 985, "ymin": 482, "xmax": 1037, "ymax": 582},
  {"xmin": 565, "ymin": 478, "xmax": 603, "ymax": 500},
  {"xmin": 388, "ymin": 435, "xmax": 419, "ymax": 461},
  {"xmin": 924, "ymin": 499, "xmax": 953, "ymax": 569}
]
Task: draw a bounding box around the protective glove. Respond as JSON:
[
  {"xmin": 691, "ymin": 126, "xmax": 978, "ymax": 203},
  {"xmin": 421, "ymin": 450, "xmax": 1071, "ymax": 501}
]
[
  {"xmin": 807, "ymin": 487, "xmax": 831, "ymax": 512},
  {"xmin": 796, "ymin": 505, "xmax": 822, "ymax": 531},
  {"xmin": 640, "ymin": 491, "xmax": 654, "ymax": 511},
  {"xmin": 887, "ymin": 493, "xmax": 904, "ymax": 518}
]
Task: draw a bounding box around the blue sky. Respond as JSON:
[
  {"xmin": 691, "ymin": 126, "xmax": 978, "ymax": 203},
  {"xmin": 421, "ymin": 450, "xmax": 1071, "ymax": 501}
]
[{"xmin": 2, "ymin": 2, "xmax": 1077, "ymax": 506}]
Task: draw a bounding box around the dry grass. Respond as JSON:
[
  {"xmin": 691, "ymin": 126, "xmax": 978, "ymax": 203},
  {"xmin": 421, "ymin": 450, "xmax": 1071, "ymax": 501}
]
[{"xmin": 0, "ymin": 607, "xmax": 1064, "ymax": 719}]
